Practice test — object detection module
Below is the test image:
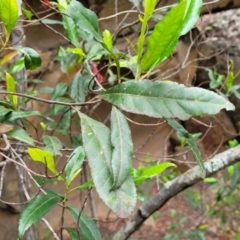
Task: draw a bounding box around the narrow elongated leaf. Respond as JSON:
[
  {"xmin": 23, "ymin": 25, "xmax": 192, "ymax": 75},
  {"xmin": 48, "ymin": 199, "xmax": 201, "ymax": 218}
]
[
  {"xmin": 67, "ymin": 0, "xmax": 102, "ymax": 42},
  {"xmin": 140, "ymin": 0, "xmax": 202, "ymax": 71},
  {"xmin": 65, "ymin": 228, "xmax": 78, "ymax": 240},
  {"xmin": 70, "ymin": 180, "xmax": 94, "ymax": 192},
  {"xmin": 80, "ymin": 113, "xmax": 136, "ymax": 217},
  {"xmin": 43, "ymin": 136, "xmax": 63, "ymax": 156},
  {"xmin": 103, "ymin": 30, "xmax": 113, "ymax": 50},
  {"xmin": 0, "ymin": 0, "xmax": 18, "ymax": 36},
  {"xmin": 100, "ymin": 80, "xmax": 235, "ymax": 120},
  {"xmin": 5, "ymin": 73, "xmax": 17, "ymax": 106},
  {"xmin": 62, "ymin": 15, "xmax": 80, "ymax": 47},
  {"xmin": 166, "ymin": 118, "xmax": 205, "ymax": 177},
  {"xmin": 69, "ymin": 72, "xmax": 85, "ymax": 103},
  {"xmin": 15, "ymin": 47, "xmax": 42, "ymax": 70},
  {"xmin": 181, "ymin": 0, "xmax": 202, "ymax": 35},
  {"xmin": 50, "ymin": 82, "xmax": 68, "ymax": 100},
  {"xmin": 18, "ymin": 193, "xmax": 61, "ymax": 240},
  {"xmin": 68, "ymin": 206, "xmax": 101, "ymax": 240},
  {"xmin": 2, "ymin": 110, "xmax": 40, "ymax": 122},
  {"xmin": 28, "ymin": 148, "xmax": 58, "ymax": 175},
  {"xmin": 111, "ymin": 106, "xmax": 133, "ymax": 189},
  {"xmin": 130, "ymin": 162, "xmax": 176, "ymax": 185},
  {"xmin": 7, "ymin": 128, "xmax": 35, "ymax": 146},
  {"xmin": 65, "ymin": 146, "xmax": 85, "ymax": 187}
]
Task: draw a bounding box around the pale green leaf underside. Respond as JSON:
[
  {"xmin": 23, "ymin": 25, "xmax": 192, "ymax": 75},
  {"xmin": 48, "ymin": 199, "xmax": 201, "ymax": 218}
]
[
  {"xmin": 18, "ymin": 194, "xmax": 61, "ymax": 239},
  {"xmin": 111, "ymin": 106, "xmax": 133, "ymax": 189},
  {"xmin": 100, "ymin": 80, "xmax": 235, "ymax": 120},
  {"xmin": 80, "ymin": 113, "xmax": 136, "ymax": 217}
]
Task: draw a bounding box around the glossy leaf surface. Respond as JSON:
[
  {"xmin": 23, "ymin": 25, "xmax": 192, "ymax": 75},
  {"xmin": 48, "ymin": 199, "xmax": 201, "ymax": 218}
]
[
  {"xmin": 141, "ymin": 0, "xmax": 202, "ymax": 71},
  {"xmin": 65, "ymin": 146, "xmax": 85, "ymax": 187},
  {"xmin": 101, "ymin": 80, "xmax": 235, "ymax": 120},
  {"xmin": 68, "ymin": 206, "xmax": 101, "ymax": 240},
  {"xmin": 18, "ymin": 193, "xmax": 61, "ymax": 239},
  {"xmin": 15, "ymin": 47, "xmax": 42, "ymax": 70}
]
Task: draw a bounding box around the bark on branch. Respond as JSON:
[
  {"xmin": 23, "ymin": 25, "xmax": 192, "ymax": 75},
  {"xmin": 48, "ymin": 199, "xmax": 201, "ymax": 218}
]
[{"xmin": 113, "ymin": 145, "xmax": 240, "ymax": 240}]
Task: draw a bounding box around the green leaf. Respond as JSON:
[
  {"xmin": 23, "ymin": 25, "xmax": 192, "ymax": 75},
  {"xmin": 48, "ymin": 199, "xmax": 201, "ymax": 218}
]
[
  {"xmin": 69, "ymin": 72, "xmax": 85, "ymax": 103},
  {"xmin": 131, "ymin": 162, "xmax": 176, "ymax": 185},
  {"xmin": 111, "ymin": 106, "xmax": 133, "ymax": 189},
  {"xmin": 67, "ymin": 0, "xmax": 102, "ymax": 42},
  {"xmin": 7, "ymin": 128, "xmax": 35, "ymax": 146},
  {"xmin": 18, "ymin": 193, "xmax": 61, "ymax": 240},
  {"xmin": 5, "ymin": 73, "xmax": 17, "ymax": 106},
  {"xmin": 166, "ymin": 118, "xmax": 205, "ymax": 177},
  {"xmin": 22, "ymin": 8, "xmax": 33, "ymax": 20},
  {"xmin": 80, "ymin": 113, "xmax": 136, "ymax": 217},
  {"xmin": 2, "ymin": 110, "xmax": 40, "ymax": 123},
  {"xmin": 70, "ymin": 180, "xmax": 94, "ymax": 192},
  {"xmin": 43, "ymin": 136, "xmax": 63, "ymax": 156},
  {"xmin": 100, "ymin": 80, "xmax": 235, "ymax": 120},
  {"xmin": 0, "ymin": 0, "xmax": 18, "ymax": 37},
  {"xmin": 68, "ymin": 206, "xmax": 101, "ymax": 240},
  {"xmin": 50, "ymin": 82, "xmax": 68, "ymax": 100},
  {"xmin": 102, "ymin": 30, "xmax": 113, "ymax": 50},
  {"xmin": 65, "ymin": 228, "xmax": 78, "ymax": 240},
  {"xmin": 14, "ymin": 47, "xmax": 42, "ymax": 70},
  {"xmin": 65, "ymin": 146, "xmax": 85, "ymax": 187},
  {"xmin": 140, "ymin": 0, "xmax": 202, "ymax": 72},
  {"xmin": 180, "ymin": 0, "xmax": 202, "ymax": 35},
  {"xmin": 28, "ymin": 148, "xmax": 58, "ymax": 175},
  {"xmin": 62, "ymin": 15, "xmax": 80, "ymax": 47}
]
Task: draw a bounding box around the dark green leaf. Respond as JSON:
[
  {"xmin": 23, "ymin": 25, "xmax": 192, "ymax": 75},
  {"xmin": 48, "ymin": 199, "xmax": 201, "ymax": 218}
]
[
  {"xmin": 65, "ymin": 146, "xmax": 85, "ymax": 187},
  {"xmin": 2, "ymin": 110, "xmax": 40, "ymax": 122},
  {"xmin": 69, "ymin": 72, "xmax": 85, "ymax": 103},
  {"xmin": 80, "ymin": 113, "xmax": 136, "ymax": 217},
  {"xmin": 50, "ymin": 82, "xmax": 68, "ymax": 100},
  {"xmin": 68, "ymin": 206, "xmax": 101, "ymax": 240},
  {"xmin": 18, "ymin": 193, "xmax": 61, "ymax": 240},
  {"xmin": 166, "ymin": 118, "xmax": 205, "ymax": 177},
  {"xmin": 0, "ymin": 0, "xmax": 18, "ymax": 36},
  {"xmin": 65, "ymin": 228, "xmax": 78, "ymax": 240},
  {"xmin": 7, "ymin": 128, "xmax": 35, "ymax": 146},
  {"xmin": 111, "ymin": 106, "xmax": 133, "ymax": 189},
  {"xmin": 140, "ymin": 0, "xmax": 202, "ymax": 71},
  {"xmin": 67, "ymin": 0, "xmax": 102, "ymax": 42},
  {"xmin": 43, "ymin": 136, "xmax": 63, "ymax": 156},
  {"xmin": 100, "ymin": 80, "xmax": 235, "ymax": 120},
  {"xmin": 62, "ymin": 15, "xmax": 80, "ymax": 47},
  {"xmin": 15, "ymin": 47, "xmax": 42, "ymax": 70}
]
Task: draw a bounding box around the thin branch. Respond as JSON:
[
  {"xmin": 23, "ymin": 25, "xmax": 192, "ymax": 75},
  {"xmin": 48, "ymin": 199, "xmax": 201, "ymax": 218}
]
[
  {"xmin": 0, "ymin": 91, "xmax": 100, "ymax": 106},
  {"xmin": 113, "ymin": 145, "xmax": 240, "ymax": 240}
]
